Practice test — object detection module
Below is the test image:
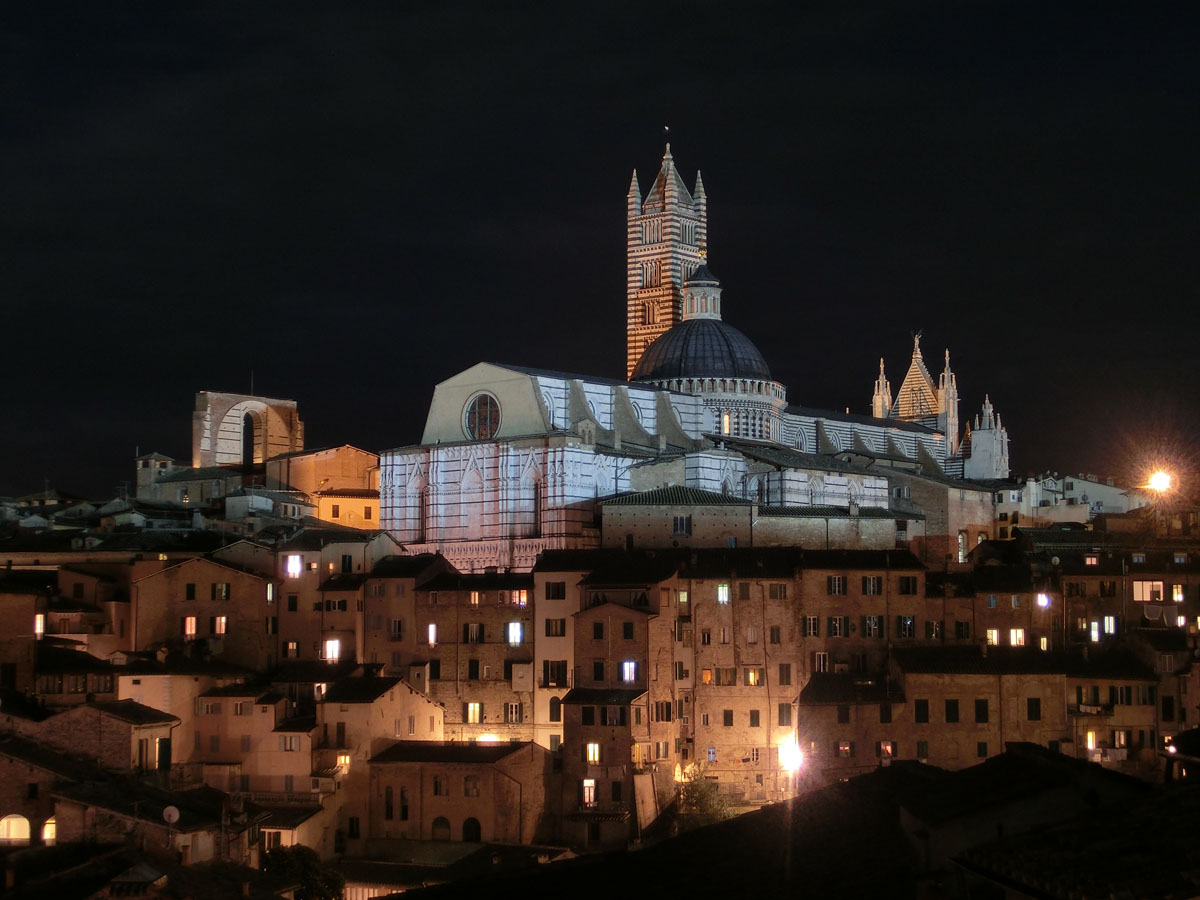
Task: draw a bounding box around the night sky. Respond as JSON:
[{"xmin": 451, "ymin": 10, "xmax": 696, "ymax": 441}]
[{"xmin": 3, "ymin": 3, "xmax": 1197, "ymax": 498}]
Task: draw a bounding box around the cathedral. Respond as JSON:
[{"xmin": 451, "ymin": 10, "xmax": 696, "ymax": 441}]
[{"xmin": 379, "ymin": 146, "xmax": 1010, "ymax": 570}]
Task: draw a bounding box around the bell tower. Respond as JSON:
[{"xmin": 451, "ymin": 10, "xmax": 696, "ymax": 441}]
[{"xmin": 625, "ymin": 144, "xmax": 707, "ymax": 379}]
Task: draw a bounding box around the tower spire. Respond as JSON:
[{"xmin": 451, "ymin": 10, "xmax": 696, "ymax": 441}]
[
  {"xmin": 872, "ymin": 357, "xmax": 893, "ymax": 418},
  {"xmin": 625, "ymin": 144, "xmax": 707, "ymax": 379}
]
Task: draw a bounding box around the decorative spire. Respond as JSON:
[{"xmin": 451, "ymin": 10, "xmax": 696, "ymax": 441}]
[
  {"xmin": 694, "ymin": 169, "xmax": 706, "ymax": 197},
  {"xmin": 872, "ymin": 357, "xmax": 893, "ymax": 418},
  {"xmin": 663, "ymin": 142, "xmax": 672, "ymax": 163}
]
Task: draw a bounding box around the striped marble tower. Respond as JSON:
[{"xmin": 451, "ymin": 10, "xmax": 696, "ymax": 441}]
[{"xmin": 625, "ymin": 144, "xmax": 708, "ymax": 379}]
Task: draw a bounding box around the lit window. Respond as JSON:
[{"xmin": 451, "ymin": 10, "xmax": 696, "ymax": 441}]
[
  {"xmin": 469, "ymin": 591, "xmax": 479, "ymax": 606},
  {"xmin": 582, "ymin": 778, "xmax": 596, "ymax": 807},
  {"xmin": 266, "ymin": 584, "xmax": 274, "ymax": 604},
  {"xmin": 183, "ymin": 616, "xmax": 197, "ymax": 639},
  {"xmin": 722, "ymin": 412, "xmax": 730, "ymax": 434},
  {"xmin": 1086, "ymin": 730, "xmax": 1096, "ymax": 751},
  {"xmin": 1036, "ymin": 593, "xmax": 1049, "ymax": 608},
  {"xmin": 507, "ymin": 622, "xmax": 523, "ymax": 646},
  {"xmin": 213, "ymin": 616, "xmax": 227, "ymax": 635},
  {"xmin": 1133, "ymin": 580, "xmax": 1163, "ymax": 603},
  {"xmin": 286, "ymin": 555, "xmax": 302, "ymax": 578},
  {"xmin": 986, "ymin": 629, "xmax": 999, "ymax": 646},
  {"xmin": 324, "ymin": 638, "xmax": 341, "ymax": 661},
  {"xmin": 1038, "ymin": 636, "xmax": 1048, "ymax": 651},
  {"xmin": 621, "ymin": 661, "xmax": 637, "ymax": 683},
  {"xmin": 717, "ymin": 584, "xmax": 730, "ymax": 605},
  {"xmin": 428, "ymin": 624, "xmax": 437, "ymax": 647},
  {"xmin": 1179, "ymin": 616, "xmax": 1188, "ymax": 628},
  {"xmin": 34, "ymin": 614, "xmax": 44, "ymax": 637},
  {"xmin": 1091, "ymin": 621, "xmax": 1101, "ymax": 643},
  {"xmin": 1104, "ymin": 615, "xmax": 1116, "ymax": 635},
  {"xmin": 878, "ymin": 741, "xmax": 894, "ymax": 758},
  {"xmin": 466, "ymin": 702, "xmax": 481, "ymax": 724},
  {"xmin": 838, "ymin": 741, "xmax": 854, "ymax": 758},
  {"xmin": 1009, "ymin": 628, "xmax": 1025, "ymax": 647},
  {"xmin": 1085, "ymin": 555, "xmax": 1098, "ymax": 566},
  {"xmin": 336, "ymin": 753, "xmax": 351, "ymax": 767},
  {"xmin": 1173, "ymin": 584, "xmax": 1185, "ymax": 603},
  {"xmin": 586, "ymin": 742, "xmax": 601, "ymax": 764},
  {"xmin": 512, "ymin": 590, "xmax": 528, "ymax": 607}
]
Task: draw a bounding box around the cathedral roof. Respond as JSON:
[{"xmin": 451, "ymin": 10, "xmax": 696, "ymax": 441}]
[{"xmin": 631, "ymin": 318, "xmax": 772, "ymax": 382}]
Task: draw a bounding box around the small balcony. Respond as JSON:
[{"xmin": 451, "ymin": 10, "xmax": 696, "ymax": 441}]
[
  {"xmin": 569, "ymin": 800, "xmax": 630, "ymax": 820},
  {"xmin": 1069, "ymin": 703, "xmax": 1114, "ymax": 717}
]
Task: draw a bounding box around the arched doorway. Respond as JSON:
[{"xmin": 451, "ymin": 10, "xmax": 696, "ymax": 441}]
[
  {"xmin": 0, "ymin": 814, "xmax": 30, "ymax": 845},
  {"xmin": 431, "ymin": 816, "xmax": 451, "ymax": 840},
  {"xmin": 462, "ymin": 817, "xmax": 481, "ymax": 842}
]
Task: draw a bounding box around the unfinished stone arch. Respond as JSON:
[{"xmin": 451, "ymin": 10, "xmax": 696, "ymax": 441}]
[{"xmin": 192, "ymin": 391, "xmax": 304, "ymax": 468}]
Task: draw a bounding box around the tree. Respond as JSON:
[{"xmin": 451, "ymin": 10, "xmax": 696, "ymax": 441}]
[
  {"xmin": 678, "ymin": 768, "xmax": 733, "ymax": 832},
  {"xmin": 262, "ymin": 846, "xmax": 344, "ymax": 900}
]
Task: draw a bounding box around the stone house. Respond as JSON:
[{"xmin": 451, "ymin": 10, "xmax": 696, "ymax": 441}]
[{"xmin": 366, "ymin": 741, "xmax": 553, "ymax": 846}]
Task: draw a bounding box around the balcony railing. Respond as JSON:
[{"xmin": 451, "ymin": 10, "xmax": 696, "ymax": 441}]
[
  {"xmin": 1069, "ymin": 703, "xmax": 1114, "ymax": 716},
  {"xmin": 573, "ymin": 800, "xmax": 630, "ymax": 816}
]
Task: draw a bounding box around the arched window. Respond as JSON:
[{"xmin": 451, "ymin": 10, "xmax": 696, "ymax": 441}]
[
  {"xmin": 463, "ymin": 817, "xmax": 482, "ymax": 842},
  {"xmin": 0, "ymin": 814, "xmax": 30, "ymax": 846},
  {"xmin": 549, "ymin": 697, "xmax": 561, "ymax": 722},
  {"xmin": 431, "ymin": 816, "xmax": 451, "ymax": 841}
]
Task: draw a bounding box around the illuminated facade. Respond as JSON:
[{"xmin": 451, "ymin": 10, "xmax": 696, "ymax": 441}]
[{"xmin": 379, "ymin": 146, "xmax": 1015, "ymax": 571}]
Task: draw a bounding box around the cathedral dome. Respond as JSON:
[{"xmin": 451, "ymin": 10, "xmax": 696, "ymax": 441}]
[{"xmin": 631, "ymin": 317, "xmax": 772, "ymax": 382}]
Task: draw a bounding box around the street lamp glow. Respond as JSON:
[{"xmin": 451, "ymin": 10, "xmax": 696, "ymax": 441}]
[
  {"xmin": 1147, "ymin": 471, "xmax": 1172, "ymax": 493},
  {"xmin": 778, "ymin": 738, "xmax": 803, "ymax": 774}
]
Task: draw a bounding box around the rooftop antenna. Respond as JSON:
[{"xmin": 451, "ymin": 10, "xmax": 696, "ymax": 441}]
[{"xmin": 250, "ymin": 370, "xmax": 255, "ymax": 395}]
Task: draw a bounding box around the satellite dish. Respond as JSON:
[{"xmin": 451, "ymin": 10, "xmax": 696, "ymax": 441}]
[{"xmin": 162, "ymin": 806, "xmax": 180, "ymax": 825}]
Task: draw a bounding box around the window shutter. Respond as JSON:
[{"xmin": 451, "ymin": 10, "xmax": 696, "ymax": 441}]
[
  {"xmin": 843, "ymin": 616, "xmax": 851, "ymax": 635},
  {"xmin": 832, "ymin": 740, "xmax": 839, "ymax": 756},
  {"xmin": 802, "ymin": 618, "xmax": 809, "ymax": 637},
  {"xmin": 462, "ymin": 702, "xmax": 468, "ymax": 722},
  {"xmin": 462, "ymin": 624, "xmax": 469, "ymax": 642},
  {"xmin": 827, "ymin": 616, "xmax": 834, "ymax": 634},
  {"xmin": 479, "ymin": 703, "xmax": 484, "ymax": 722},
  {"xmin": 862, "ymin": 616, "xmax": 868, "ymax": 635},
  {"xmin": 875, "ymin": 741, "xmax": 882, "ymax": 757},
  {"xmin": 896, "ymin": 615, "xmax": 904, "ymax": 635},
  {"xmin": 849, "ymin": 741, "xmax": 856, "ymax": 758}
]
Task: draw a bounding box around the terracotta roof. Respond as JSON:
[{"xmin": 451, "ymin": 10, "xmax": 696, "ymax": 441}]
[
  {"xmin": 90, "ymin": 699, "xmax": 180, "ymax": 726},
  {"xmin": 370, "ymin": 740, "xmax": 527, "ymax": 765},
  {"xmin": 797, "ymin": 673, "xmax": 892, "ymax": 705},
  {"xmin": 322, "ymin": 676, "xmax": 402, "ymax": 704},
  {"xmin": 599, "ymin": 486, "xmax": 750, "ymax": 507},
  {"xmin": 891, "ymin": 645, "xmax": 1154, "ymax": 679},
  {"xmin": 562, "ymin": 687, "xmax": 646, "ymax": 705}
]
